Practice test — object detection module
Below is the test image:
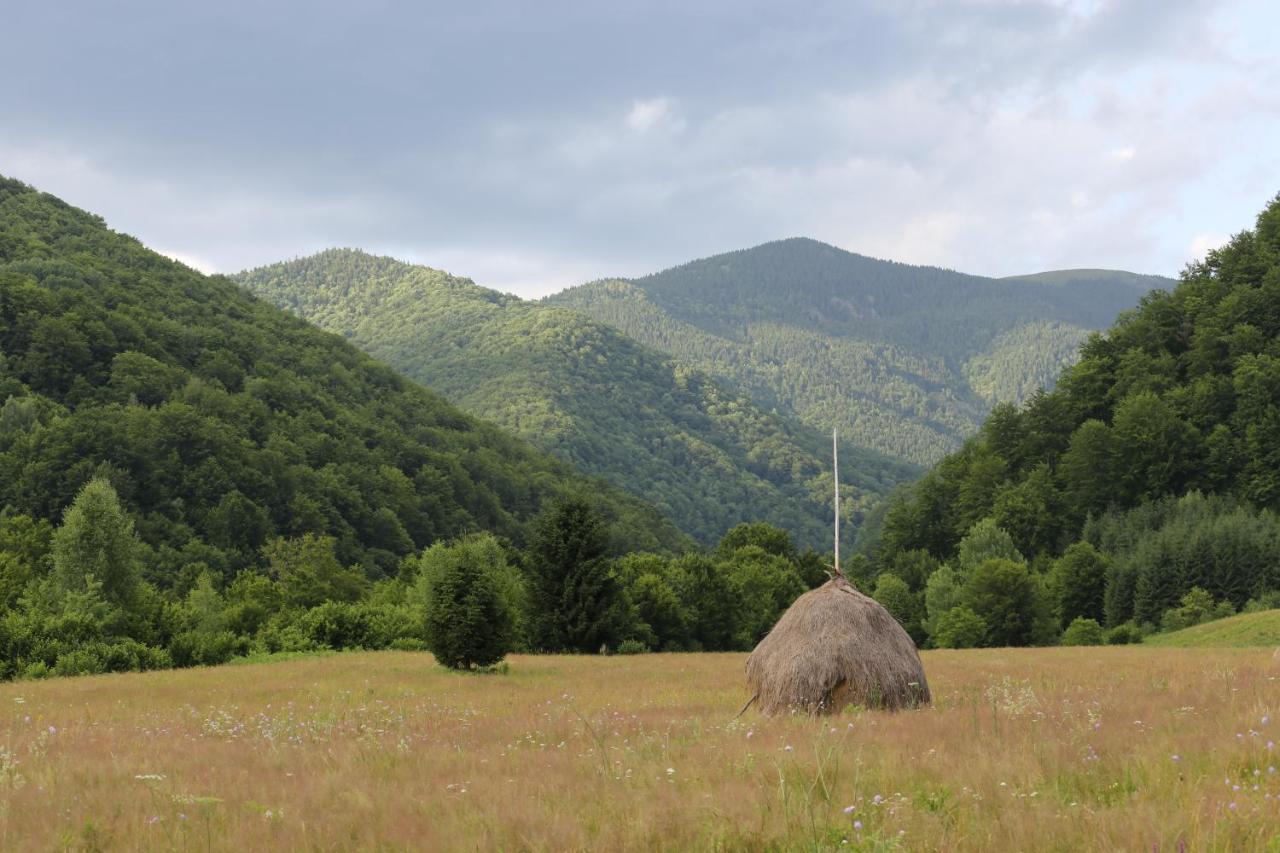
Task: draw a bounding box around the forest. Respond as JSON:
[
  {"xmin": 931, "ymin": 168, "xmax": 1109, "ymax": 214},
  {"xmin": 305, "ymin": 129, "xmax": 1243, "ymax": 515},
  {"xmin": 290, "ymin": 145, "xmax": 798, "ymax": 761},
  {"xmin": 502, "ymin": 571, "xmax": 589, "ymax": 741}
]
[
  {"xmin": 870, "ymin": 194, "xmax": 1280, "ymax": 649},
  {"xmin": 237, "ymin": 249, "xmax": 915, "ymax": 550},
  {"xmin": 550, "ymin": 240, "xmax": 1166, "ymax": 465}
]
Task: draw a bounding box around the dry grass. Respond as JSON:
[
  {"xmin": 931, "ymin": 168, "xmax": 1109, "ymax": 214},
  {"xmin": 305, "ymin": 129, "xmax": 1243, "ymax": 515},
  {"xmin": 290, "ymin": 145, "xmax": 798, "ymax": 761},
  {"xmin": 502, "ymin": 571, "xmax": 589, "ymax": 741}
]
[{"xmin": 0, "ymin": 647, "xmax": 1277, "ymax": 851}]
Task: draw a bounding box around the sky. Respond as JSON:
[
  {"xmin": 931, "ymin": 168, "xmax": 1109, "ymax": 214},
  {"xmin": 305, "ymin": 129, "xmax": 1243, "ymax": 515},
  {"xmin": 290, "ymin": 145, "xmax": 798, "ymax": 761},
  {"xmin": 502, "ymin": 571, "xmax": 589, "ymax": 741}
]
[{"xmin": 2, "ymin": 0, "xmax": 1278, "ymax": 297}]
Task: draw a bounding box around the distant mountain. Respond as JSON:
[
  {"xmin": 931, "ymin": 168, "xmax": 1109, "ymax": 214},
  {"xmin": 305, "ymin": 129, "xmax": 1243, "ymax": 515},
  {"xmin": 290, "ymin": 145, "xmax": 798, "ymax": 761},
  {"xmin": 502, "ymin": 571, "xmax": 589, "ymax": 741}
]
[
  {"xmin": 238, "ymin": 249, "xmax": 918, "ymax": 550},
  {"xmin": 549, "ymin": 239, "xmax": 1170, "ymax": 465},
  {"xmin": 0, "ymin": 176, "xmax": 688, "ymax": 584}
]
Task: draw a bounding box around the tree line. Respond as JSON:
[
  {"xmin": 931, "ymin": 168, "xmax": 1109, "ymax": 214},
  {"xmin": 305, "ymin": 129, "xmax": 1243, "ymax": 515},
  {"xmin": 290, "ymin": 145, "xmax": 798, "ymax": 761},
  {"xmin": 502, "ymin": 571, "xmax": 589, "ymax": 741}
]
[{"xmin": 0, "ymin": 478, "xmax": 832, "ymax": 676}]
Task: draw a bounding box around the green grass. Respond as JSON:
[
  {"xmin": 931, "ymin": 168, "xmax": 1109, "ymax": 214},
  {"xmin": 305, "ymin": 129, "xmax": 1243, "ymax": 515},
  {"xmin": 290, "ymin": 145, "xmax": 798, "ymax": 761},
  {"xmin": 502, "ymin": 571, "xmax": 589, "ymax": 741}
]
[{"xmin": 1144, "ymin": 609, "xmax": 1280, "ymax": 647}]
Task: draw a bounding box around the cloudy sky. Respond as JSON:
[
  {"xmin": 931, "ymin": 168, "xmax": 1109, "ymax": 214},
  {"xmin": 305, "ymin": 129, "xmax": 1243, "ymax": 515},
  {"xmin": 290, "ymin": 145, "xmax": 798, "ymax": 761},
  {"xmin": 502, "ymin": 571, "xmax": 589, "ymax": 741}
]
[{"xmin": 3, "ymin": 0, "xmax": 1277, "ymax": 296}]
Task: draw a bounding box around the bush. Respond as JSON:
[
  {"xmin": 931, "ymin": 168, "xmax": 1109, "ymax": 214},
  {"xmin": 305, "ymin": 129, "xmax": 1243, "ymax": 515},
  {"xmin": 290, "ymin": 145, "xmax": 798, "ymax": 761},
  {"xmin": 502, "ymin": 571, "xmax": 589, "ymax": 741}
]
[
  {"xmin": 255, "ymin": 623, "xmax": 318, "ymax": 654},
  {"xmin": 617, "ymin": 639, "xmax": 650, "ymax": 655},
  {"xmin": 169, "ymin": 630, "xmax": 245, "ymax": 667},
  {"xmin": 423, "ymin": 540, "xmax": 515, "ymax": 670},
  {"xmin": 1105, "ymin": 623, "xmax": 1144, "ymax": 645},
  {"xmin": 933, "ymin": 607, "xmax": 987, "ymax": 649},
  {"xmin": 1061, "ymin": 617, "xmax": 1104, "ymax": 646}
]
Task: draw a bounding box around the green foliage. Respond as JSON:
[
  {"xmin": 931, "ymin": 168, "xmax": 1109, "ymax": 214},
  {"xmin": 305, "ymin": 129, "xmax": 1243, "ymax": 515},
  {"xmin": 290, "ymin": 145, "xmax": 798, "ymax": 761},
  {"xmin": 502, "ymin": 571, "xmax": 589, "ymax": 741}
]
[
  {"xmin": 871, "ymin": 572, "xmax": 924, "ymax": 644},
  {"xmin": 932, "ymin": 607, "xmax": 987, "ymax": 649},
  {"xmin": 410, "ymin": 533, "xmax": 526, "ymax": 646},
  {"xmin": 1061, "ymin": 617, "xmax": 1105, "ymax": 646},
  {"xmin": 722, "ymin": 545, "xmax": 807, "ymax": 648},
  {"xmin": 1048, "ymin": 542, "xmax": 1109, "ymax": 625},
  {"xmin": 1105, "ymin": 623, "xmax": 1143, "ymax": 645},
  {"xmin": 1158, "ymin": 586, "xmax": 1235, "ymax": 634},
  {"xmin": 960, "ymin": 559, "xmax": 1043, "ymax": 647},
  {"xmin": 524, "ymin": 497, "xmax": 626, "ymax": 653},
  {"xmin": 715, "ymin": 522, "xmax": 796, "ymax": 561},
  {"xmin": 549, "ymin": 240, "xmax": 1158, "ymax": 467},
  {"xmin": 238, "ymin": 249, "xmax": 916, "ymax": 550},
  {"xmin": 422, "ymin": 541, "xmax": 514, "ymax": 670},
  {"xmin": 264, "ymin": 535, "xmax": 366, "ymax": 611},
  {"xmin": 51, "ymin": 478, "xmax": 142, "ymax": 610},
  {"xmin": 922, "ymin": 565, "xmax": 962, "ymax": 640},
  {"xmin": 956, "ymin": 519, "xmax": 1025, "ymax": 572}
]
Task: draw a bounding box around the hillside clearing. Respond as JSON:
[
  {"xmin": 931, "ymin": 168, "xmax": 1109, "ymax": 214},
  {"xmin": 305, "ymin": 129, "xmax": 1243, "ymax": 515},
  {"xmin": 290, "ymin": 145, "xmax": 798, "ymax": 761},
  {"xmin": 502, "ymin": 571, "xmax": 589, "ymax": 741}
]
[
  {"xmin": 1146, "ymin": 610, "xmax": 1280, "ymax": 648},
  {"xmin": 1, "ymin": 648, "xmax": 1277, "ymax": 850}
]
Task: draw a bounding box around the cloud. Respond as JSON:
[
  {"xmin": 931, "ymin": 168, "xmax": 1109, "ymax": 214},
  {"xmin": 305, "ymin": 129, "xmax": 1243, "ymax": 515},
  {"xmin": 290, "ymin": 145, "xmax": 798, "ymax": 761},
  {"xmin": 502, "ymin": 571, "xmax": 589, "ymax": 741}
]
[
  {"xmin": 1188, "ymin": 233, "xmax": 1229, "ymax": 261},
  {"xmin": 626, "ymin": 98, "xmax": 679, "ymax": 132},
  {"xmin": 0, "ymin": 0, "xmax": 1275, "ymax": 295}
]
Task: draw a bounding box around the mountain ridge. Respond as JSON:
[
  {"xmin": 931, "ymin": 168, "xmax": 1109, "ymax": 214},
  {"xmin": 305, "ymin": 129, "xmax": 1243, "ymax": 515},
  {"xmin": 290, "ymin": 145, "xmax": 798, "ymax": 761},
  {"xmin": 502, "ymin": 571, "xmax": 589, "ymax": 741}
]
[
  {"xmin": 548, "ymin": 239, "xmax": 1171, "ymax": 465},
  {"xmin": 238, "ymin": 248, "xmax": 917, "ymax": 551}
]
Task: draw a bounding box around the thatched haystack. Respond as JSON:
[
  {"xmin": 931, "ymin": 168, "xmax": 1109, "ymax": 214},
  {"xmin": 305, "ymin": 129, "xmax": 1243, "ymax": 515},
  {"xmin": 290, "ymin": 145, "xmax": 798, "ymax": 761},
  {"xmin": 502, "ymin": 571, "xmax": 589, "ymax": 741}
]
[{"xmin": 744, "ymin": 577, "xmax": 930, "ymax": 715}]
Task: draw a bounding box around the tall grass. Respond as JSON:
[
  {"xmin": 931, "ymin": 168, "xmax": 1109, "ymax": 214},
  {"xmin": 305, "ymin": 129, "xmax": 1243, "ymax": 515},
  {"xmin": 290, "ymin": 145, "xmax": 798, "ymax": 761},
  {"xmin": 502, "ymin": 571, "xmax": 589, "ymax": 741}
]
[{"xmin": 0, "ymin": 647, "xmax": 1276, "ymax": 850}]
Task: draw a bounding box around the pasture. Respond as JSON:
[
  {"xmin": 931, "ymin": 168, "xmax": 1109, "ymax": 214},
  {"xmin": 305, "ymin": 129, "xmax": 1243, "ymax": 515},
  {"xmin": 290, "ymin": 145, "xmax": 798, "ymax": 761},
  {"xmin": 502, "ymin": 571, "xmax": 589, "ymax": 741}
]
[{"xmin": 0, "ymin": 647, "xmax": 1277, "ymax": 850}]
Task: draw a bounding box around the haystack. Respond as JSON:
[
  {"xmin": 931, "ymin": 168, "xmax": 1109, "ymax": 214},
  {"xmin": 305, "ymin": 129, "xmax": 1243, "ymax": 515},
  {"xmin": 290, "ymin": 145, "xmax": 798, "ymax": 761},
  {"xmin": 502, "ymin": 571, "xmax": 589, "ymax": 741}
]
[{"xmin": 744, "ymin": 576, "xmax": 930, "ymax": 715}]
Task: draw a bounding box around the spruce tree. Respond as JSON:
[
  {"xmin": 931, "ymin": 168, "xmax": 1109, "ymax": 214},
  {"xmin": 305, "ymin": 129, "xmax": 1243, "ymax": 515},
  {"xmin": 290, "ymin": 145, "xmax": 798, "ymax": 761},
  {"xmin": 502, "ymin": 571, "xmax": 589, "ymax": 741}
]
[{"xmin": 524, "ymin": 496, "xmax": 623, "ymax": 653}]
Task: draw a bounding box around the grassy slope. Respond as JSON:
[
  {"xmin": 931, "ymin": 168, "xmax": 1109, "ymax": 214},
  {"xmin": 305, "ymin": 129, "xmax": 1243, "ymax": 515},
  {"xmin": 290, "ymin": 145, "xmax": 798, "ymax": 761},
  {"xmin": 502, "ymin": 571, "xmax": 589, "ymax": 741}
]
[
  {"xmin": 1, "ymin": 647, "xmax": 1275, "ymax": 850},
  {"xmin": 238, "ymin": 249, "xmax": 917, "ymax": 549},
  {"xmin": 1145, "ymin": 610, "xmax": 1280, "ymax": 647}
]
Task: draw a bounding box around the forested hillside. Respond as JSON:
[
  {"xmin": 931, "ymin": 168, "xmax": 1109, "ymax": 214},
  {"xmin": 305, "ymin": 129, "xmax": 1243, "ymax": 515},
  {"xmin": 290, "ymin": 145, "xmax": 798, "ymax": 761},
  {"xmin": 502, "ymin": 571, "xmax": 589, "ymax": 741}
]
[
  {"xmin": 0, "ymin": 175, "xmax": 687, "ymax": 586},
  {"xmin": 550, "ymin": 240, "xmax": 1168, "ymax": 466},
  {"xmin": 870, "ymin": 194, "xmax": 1280, "ymax": 648},
  {"xmin": 238, "ymin": 250, "xmax": 916, "ymax": 549}
]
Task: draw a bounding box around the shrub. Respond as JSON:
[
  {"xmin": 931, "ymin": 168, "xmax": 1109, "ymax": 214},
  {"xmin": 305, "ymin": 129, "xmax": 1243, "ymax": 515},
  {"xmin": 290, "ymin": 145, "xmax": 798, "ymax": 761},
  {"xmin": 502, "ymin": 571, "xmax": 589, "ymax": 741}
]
[
  {"xmin": 169, "ymin": 630, "xmax": 244, "ymax": 667},
  {"xmin": 423, "ymin": 540, "xmax": 515, "ymax": 670},
  {"xmin": 1061, "ymin": 617, "xmax": 1105, "ymax": 646},
  {"xmin": 1105, "ymin": 623, "xmax": 1144, "ymax": 645},
  {"xmin": 617, "ymin": 639, "xmax": 650, "ymax": 655},
  {"xmin": 933, "ymin": 607, "xmax": 987, "ymax": 649}
]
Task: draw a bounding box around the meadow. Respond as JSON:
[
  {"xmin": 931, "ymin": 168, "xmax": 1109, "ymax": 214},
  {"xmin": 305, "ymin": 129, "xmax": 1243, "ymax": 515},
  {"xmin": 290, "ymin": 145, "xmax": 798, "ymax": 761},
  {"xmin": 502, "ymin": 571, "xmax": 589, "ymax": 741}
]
[{"xmin": 0, "ymin": 647, "xmax": 1277, "ymax": 851}]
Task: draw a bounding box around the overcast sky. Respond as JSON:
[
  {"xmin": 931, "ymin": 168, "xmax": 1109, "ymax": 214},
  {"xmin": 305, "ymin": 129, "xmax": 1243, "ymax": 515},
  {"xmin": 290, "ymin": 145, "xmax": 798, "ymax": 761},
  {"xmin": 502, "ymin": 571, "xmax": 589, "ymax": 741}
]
[{"xmin": 3, "ymin": 0, "xmax": 1277, "ymax": 297}]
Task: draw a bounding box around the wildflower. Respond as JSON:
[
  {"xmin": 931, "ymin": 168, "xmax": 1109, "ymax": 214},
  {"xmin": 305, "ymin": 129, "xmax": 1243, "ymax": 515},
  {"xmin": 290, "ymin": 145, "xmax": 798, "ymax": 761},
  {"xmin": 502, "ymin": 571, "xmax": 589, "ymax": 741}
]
[
  {"xmin": 853, "ymin": 821, "xmax": 863, "ymax": 831},
  {"xmin": 666, "ymin": 767, "xmax": 675, "ymax": 775},
  {"xmin": 47, "ymin": 726, "xmax": 56, "ymax": 735},
  {"xmin": 1228, "ymin": 802, "xmax": 1237, "ymax": 811},
  {"xmin": 1171, "ymin": 754, "xmax": 1180, "ymax": 762},
  {"xmin": 843, "ymin": 805, "xmax": 855, "ymax": 814},
  {"xmin": 784, "ymin": 745, "xmax": 793, "ymax": 752},
  {"xmin": 1263, "ymin": 716, "xmax": 1271, "ymax": 725},
  {"xmin": 872, "ymin": 794, "xmax": 884, "ymax": 805}
]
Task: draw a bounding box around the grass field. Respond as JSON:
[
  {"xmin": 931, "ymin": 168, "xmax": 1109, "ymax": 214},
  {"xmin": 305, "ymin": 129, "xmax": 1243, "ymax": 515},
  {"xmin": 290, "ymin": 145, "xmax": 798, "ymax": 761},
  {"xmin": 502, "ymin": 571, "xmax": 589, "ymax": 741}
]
[
  {"xmin": 1146, "ymin": 610, "xmax": 1280, "ymax": 648},
  {"xmin": 1, "ymin": 648, "xmax": 1278, "ymax": 851}
]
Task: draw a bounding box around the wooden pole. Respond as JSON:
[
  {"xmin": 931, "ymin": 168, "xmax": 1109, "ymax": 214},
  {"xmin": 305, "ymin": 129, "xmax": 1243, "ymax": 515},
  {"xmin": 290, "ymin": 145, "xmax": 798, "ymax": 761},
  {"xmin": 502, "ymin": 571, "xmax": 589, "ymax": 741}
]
[{"xmin": 833, "ymin": 428, "xmax": 840, "ymax": 577}]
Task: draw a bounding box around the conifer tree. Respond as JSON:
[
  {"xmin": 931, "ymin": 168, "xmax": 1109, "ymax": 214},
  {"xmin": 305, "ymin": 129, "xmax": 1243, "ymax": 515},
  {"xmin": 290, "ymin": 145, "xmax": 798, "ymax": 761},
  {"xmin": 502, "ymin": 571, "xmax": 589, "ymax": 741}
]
[{"xmin": 524, "ymin": 496, "xmax": 623, "ymax": 653}]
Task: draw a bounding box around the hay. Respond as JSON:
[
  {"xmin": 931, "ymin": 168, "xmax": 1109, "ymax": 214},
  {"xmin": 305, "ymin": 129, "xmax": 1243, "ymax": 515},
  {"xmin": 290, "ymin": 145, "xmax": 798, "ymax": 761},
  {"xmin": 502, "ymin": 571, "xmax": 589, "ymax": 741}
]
[{"xmin": 744, "ymin": 577, "xmax": 931, "ymax": 715}]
